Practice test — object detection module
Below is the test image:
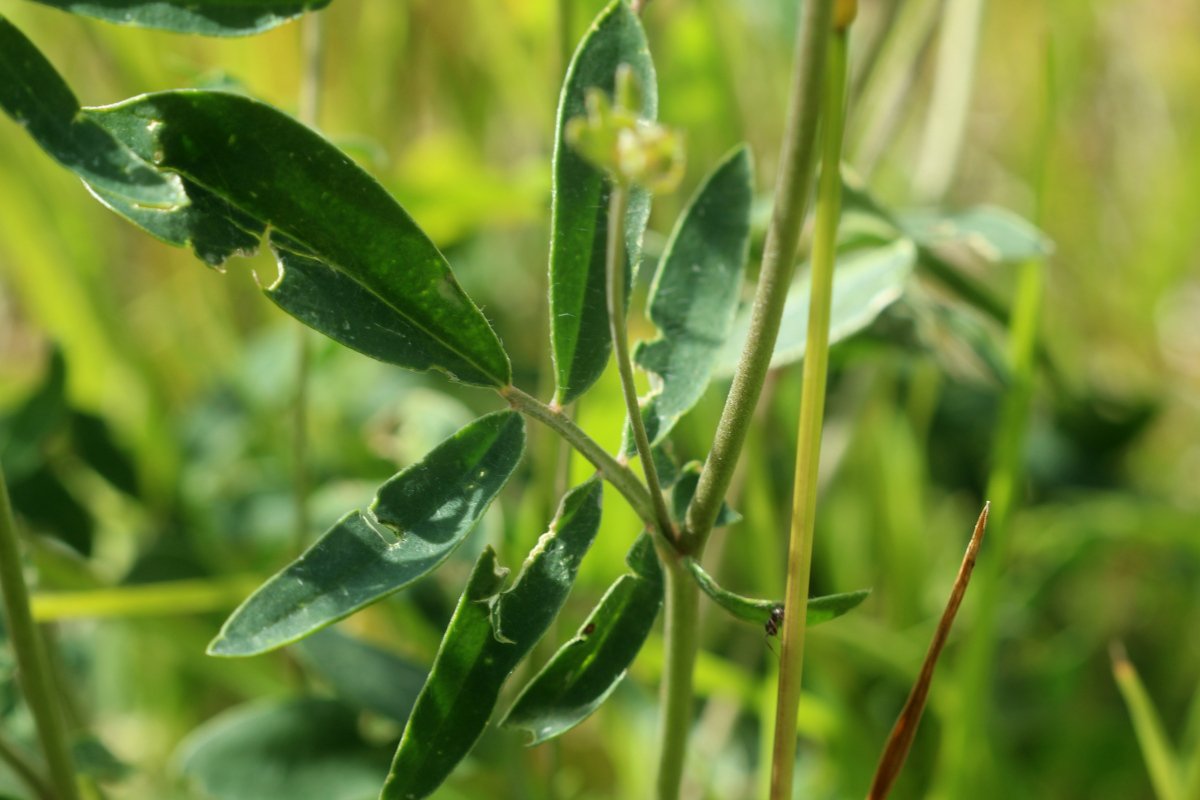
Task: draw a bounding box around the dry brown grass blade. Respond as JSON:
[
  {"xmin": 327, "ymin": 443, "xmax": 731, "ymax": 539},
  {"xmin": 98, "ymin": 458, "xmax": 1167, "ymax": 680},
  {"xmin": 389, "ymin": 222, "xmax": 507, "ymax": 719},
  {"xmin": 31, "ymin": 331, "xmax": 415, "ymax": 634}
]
[{"xmin": 866, "ymin": 502, "xmax": 990, "ymax": 800}]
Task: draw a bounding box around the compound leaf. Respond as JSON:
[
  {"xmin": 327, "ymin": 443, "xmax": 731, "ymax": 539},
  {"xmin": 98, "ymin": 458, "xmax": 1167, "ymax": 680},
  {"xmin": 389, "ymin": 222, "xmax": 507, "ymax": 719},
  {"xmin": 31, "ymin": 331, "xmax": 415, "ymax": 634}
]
[
  {"xmin": 381, "ymin": 479, "xmax": 603, "ymax": 799},
  {"xmin": 502, "ymin": 532, "xmax": 662, "ymax": 746}
]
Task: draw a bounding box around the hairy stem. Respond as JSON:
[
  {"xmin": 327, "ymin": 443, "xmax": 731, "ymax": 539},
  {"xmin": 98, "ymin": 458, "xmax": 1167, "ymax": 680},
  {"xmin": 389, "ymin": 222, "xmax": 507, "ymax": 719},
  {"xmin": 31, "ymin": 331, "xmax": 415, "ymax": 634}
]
[
  {"xmin": 682, "ymin": 0, "xmax": 836, "ymax": 554},
  {"xmin": 500, "ymin": 386, "xmax": 656, "ymax": 526},
  {"xmin": 656, "ymin": 553, "xmax": 699, "ymax": 800},
  {"xmin": 769, "ymin": 23, "xmax": 850, "ymax": 800},
  {"xmin": 0, "ymin": 464, "xmax": 80, "ymax": 800},
  {"xmin": 604, "ymin": 184, "xmax": 676, "ymax": 541}
]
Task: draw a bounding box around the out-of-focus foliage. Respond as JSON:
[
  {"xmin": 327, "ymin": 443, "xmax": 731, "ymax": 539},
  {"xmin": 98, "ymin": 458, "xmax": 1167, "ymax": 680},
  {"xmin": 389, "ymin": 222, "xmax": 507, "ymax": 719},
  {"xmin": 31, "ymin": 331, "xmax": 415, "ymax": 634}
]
[{"xmin": 0, "ymin": 1, "xmax": 1198, "ymax": 798}]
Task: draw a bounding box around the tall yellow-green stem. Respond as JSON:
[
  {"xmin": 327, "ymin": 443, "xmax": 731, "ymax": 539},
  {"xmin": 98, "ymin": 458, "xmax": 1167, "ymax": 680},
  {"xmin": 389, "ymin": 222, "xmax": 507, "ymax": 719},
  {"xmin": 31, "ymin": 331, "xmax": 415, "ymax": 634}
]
[{"xmin": 769, "ymin": 18, "xmax": 851, "ymax": 800}]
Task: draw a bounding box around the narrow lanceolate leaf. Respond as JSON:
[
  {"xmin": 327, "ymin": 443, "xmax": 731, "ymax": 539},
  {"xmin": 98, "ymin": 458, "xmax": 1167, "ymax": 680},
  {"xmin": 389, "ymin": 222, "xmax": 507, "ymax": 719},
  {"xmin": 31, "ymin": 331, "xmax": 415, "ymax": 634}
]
[
  {"xmin": 634, "ymin": 146, "xmax": 753, "ymax": 445},
  {"xmin": 868, "ymin": 504, "xmax": 990, "ymax": 800},
  {"xmin": 719, "ymin": 238, "xmax": 917, "ymax": 374},
  {"xmin": 502, "ymin": 533, "xmax": 662, "ymax": 746},
  {"xmin": 209, "ymin": 411, "xmax": 525, "ymax": 657},
  {"xmin": 684, "ymin": 558, "xmax": 868, "ymax": 628},
  {"xmin": 1110, "ymin": 643, "xmax": 1186, "ymax": 800},
  {"xmin": 550, "ymin": 0, "xmax": 657, "ymax": 404},
  {"xmin": 901, "ymin": 206, "xmax": 1053, "ymax": 264},
  {"xmin": 382, "ymin": 480, "xmax": 603, "ymax": 799},
  {"xmin": 178, "ymin": 699, "xmax": 391, "ymax": 800},
  {"xmin": 0, "ymin": 17, "xmax": 186, "ymax": 209},
  {"xmin": 87, "ymin": 91, "xmax": 511, "ymax": 386},
  {"xmin": 28, "ymin": 0, "xmax": 332, "ymax": 36}
]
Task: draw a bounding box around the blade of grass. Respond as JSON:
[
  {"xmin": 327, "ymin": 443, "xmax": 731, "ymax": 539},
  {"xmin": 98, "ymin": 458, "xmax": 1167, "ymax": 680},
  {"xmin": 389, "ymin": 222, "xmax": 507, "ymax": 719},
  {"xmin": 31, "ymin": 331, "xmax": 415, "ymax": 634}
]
[
  {"xmin": 867, "ymin": 503, "xmax": 990, "ymax": 800},
  {"xmin": 1110, "ymin": 642, "xmax": 1185, "ymax": 800}
]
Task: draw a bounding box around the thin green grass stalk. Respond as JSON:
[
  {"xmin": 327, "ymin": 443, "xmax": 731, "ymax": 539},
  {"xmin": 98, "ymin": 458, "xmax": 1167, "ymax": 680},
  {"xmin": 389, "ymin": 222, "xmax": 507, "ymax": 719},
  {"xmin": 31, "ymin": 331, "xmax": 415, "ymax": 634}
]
[
  {"xmin": 681, "ymin": 0, "xmax": 835, "ymax": 556},
  {"xmin": 0, "ymin": 465, "xmax": 81, "ymax": 800},
  {"xmin": 930, "ymin": 33, "xmax": 1054, "ymax": 798},
  {"xmin": 1111, "ymin": 643, "xmax": 1185, "ymax": 800},
  {"xmin": 292, "ymin": 12, "xmax": 324, "ymax": 554},
  {"xmin": 768, "ymin": 20, "xmax": 850, "ymax": 800}
]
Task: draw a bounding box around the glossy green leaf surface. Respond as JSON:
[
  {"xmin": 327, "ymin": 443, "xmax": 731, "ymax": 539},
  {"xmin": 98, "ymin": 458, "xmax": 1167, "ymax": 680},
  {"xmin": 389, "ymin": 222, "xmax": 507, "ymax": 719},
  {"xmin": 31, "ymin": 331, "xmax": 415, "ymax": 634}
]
[
  {"xmin": 502, "ymin": 532, "xmax": 662, "ymax": 746},
  {"xmin": 685, "ymin": 558, "xmax": 869, "ymax": 628},
  {"xmin": 293, "ymin": 629, "xmax": 428, "ymax": 725},
  {"xmin": 264, "ymin": 238, "xmax": 512, "ymax": 381},
  {"xmin": 381, "ymin": 479, "xmax": 603, "ymax": 799},
  {"xmin": 209, "ymin": 411, "xmax": 525, "ymax": 657},
  {"xmin": 634, "ymin": 146, "xmax": 753, "ymax": 445},
  {"xmin": 0, "ymin": 17, "xmax": 186, "ymax": 208},
  {"xmin": 86, "ymin": 178, "xmax": 263, "ymax": 267},
  {"xmin": 550, "ymin": 0, "xmax": 656, "ymax": 404},
  {"xmin": 178, "ymin": 698, "xmax": 390, "ymax": 800},
  {"xmin": 720, "ymin": 238, "xmax": 917, "ymax": 373},
  {"xmin": 88, "ymin": 90, "xmax": 511, "ymax": 386},
  {"xmin": 28, "ymin": 0, "xmax": 332, "ymax": 36},
  {"xmin": 902, "ymin": 206, "xmax": 1053, "ymax": 264}
]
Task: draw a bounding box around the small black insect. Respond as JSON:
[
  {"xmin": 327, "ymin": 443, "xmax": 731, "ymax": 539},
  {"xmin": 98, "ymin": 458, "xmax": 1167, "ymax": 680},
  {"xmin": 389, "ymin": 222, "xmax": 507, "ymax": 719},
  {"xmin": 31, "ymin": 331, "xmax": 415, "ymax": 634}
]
[
  {"xmin": 582, "ymin": 622, "xmax": 596, "ymax": 636},
  {"xmin": 764, "ymin": 604, "xmax": 784, "ymax": 638}
]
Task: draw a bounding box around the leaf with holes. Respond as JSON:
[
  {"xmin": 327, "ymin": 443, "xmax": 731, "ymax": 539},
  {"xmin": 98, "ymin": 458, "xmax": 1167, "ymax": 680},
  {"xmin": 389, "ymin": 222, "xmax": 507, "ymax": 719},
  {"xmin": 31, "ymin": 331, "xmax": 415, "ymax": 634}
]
[{"xmin": 208, "ymin": 411, "xmax": 525, "ymax": 657}]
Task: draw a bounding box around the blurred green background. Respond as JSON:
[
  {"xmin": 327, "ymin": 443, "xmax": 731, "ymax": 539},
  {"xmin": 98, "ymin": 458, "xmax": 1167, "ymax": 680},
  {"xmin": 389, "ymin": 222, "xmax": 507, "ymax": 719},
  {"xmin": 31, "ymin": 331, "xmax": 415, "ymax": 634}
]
[{"xmin": 0, "ymin": 0, "xmax": 1198, "ymax": 798}]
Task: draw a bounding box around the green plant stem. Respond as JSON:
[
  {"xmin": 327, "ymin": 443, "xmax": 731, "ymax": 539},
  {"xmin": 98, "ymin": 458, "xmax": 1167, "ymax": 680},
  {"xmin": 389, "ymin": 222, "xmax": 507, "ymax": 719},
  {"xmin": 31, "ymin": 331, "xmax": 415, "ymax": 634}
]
[
  {"xmin": 0, "ymin": 465, "xmax": 80, "ymax": 800},
  {"xmin": 604, "ymin": 184, "xmax": 675, "ymax": 541},
  {"xmin": 500, "ymin": 385, "xmax": 656, "ymax": 526},
  {"xmin": 0, "ymin": 730, "xmax": 54, "ymax": 800},
  {"xmin": 682, "ymin": 0, "xmax": 835, "ymax": 554},
  {"xmin": 292, "ymin": 12, "xmax": 323, "ymax": 554},
  {"xmin": 769, "ymin": 27, "xmax": 849, "ymax": 800},
  {"xmin": 656, "ymin": 553, "xmax": 699, "ymax": 800}
]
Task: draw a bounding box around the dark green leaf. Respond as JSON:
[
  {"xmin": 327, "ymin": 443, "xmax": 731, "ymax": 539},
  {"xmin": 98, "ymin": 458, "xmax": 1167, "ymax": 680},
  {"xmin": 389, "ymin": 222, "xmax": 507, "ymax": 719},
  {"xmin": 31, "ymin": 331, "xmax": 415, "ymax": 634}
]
[
  {"xmin": 293, "ymin": 629, "xmax": 427, "ymax": 726},
  {"xmin": 178, "ymin": 698, "xmax": 390, "ymax": 800},
  {"xmin": 670, "ymin": 462, "xmax": 740, "ymax": 529},
  {"xmin": 264, "ymin": 238, "xmax": 510, "ymax": 381},
  {"xmin": 86, "ymin": 178, "xmax": 264, "ymax": 267},
  {"xmin": 0, "ymin": 348, "xmax": 67, "ymax": 481},
  {"xmin": 902, "ymin": 206, "xmax": 1053, "ymax": 264},
  {"xmin": 634, "ymin": 146, "xmax": 753, "ymax": 445},
  {"xmin": 550, "ymin": 0, "xmax": 656, "ymax": 404},
  {"xmin": 720, "ymin": 238, "xmax": 917, "ymax": 373},
  {"xmin": 87, "ymin": 91, "xmax": 511, "ymax": 386},
  {"xmin": 7, "ymin": 466, "xmax": 94, "ymax": 555},
  {"xmin": 208, "ymin": 411, "xmax": 525, "ymax": 657},
  {"xmin": 685, "ymin": 558, "xmax": 869, "ymax": 628},
  {"xmin": 0, "ymin": 17, "xmax": 186, "ymax": 208},
  {"xmin": 381, "ymin": 480, "xmax": 603, "ymax": 799},
  {"xmin": 502, "ymin": 533, "xmax": 662, "ymax": 746},
  {"xmin": 70, "ymin": 411, "xmax": 139, "ymax": 497},
  {"xmin": 27, "ymin": 0, "xmax": 332, "ymax": 36}
]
